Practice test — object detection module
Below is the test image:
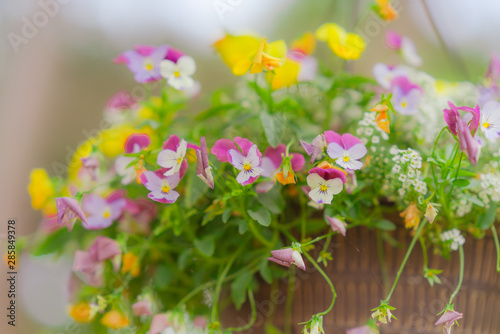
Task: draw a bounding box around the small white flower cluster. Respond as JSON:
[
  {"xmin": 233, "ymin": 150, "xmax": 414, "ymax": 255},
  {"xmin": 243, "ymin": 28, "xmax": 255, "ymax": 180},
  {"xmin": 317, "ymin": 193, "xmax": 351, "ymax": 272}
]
[
  {"xmin": 356, "ymin": 112, "xmax": 389, "ymax": 151},
  {"xmin": 480, "ymin": 161, "xmax": 500, "ymax": 204},
  {"xmin": 390, "ymin": 146, "xmax": 427, "ymax": 198},
  {"xmin": 451, "ymin": 195, "xmax": 474, "ymax": 217},
  {"xmin": 440, "ymin": 228, "xmax": 466, "ymax": 251}
]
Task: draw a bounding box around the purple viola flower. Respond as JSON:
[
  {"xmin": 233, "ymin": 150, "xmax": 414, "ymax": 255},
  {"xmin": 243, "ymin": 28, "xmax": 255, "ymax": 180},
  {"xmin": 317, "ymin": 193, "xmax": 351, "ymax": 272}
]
[
  {"xmin": 81, "ymin": 192, "xmax": 126, "ymax": 230},
  {"xmin": 385, "ymin": 30, "xmax": 422, "ymax": 67},
  {"xmin": 372, "ymin": 63, "xmax": 408, "ymax": 90},
  {"xmin": 325, "ymin": 216, "xmax": 346, "ymax": 237},
  {"xmin": 325, "ymin": 131, "xmax": 367, "ymax": 170},
  {"xmin": 257, "ymin": 144, "xmax": 305, "ymax": 193},
  {"xmin": 125, "ymin": 133, "xmax": 151, "ymax": 154},
  {"xmin": 444, "ymin": 101, "xmax": 482, "ymax": 166},
  {"xmin": 434, "ymin": 309, "xmax": 463, "ymax": 334},
  {"xmin": 195, "ymin": 137, "xmax": 214, "ymax": 189},
  {"xmin": 288, "ymin": 50, "xmax": 318, "ymax": 82},
  {"xmin": 80, "ymin": 156, "xmax": 99, "ymax": 181},
  {"xmin": 55, "ymin": 197, "xmax": 87, "ymax": 232},
  {"xmin": 114, "ymin": 45, "xmax": 185, "ymax": 84},
  {"xmin": 140, "ymin": 170, "xmax": 181, "ymax": 204},
  {"xmin": 486, "ymin": 53, "xmax": 500, "ymax": 83},
  {"xmin": 73, "ymin": 236, "xmax": 121, "ymax": 286},
  {"xmin": 212, "ymin": 137, "xmax": 263, "ymax": 186},
  {"xmin": 300, "ymin": 134, "xmax": 326, "ymax": 164},
  {"xmin": 390, "ymin": 76, "xmax": 423, "ymax": 115},
  {"xmin": 268, "ymin": 248, "xmax": 306, "ymax": 271},
  {"xmin": 479, "ymin": 100, "xmax": 500, "ymax": 139}
]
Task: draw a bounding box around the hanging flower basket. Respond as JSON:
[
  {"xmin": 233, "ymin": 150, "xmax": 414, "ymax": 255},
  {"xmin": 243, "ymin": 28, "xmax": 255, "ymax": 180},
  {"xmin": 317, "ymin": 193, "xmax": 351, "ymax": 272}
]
[{"xmin": 26, "ymin": 2, "xmax": 500, "ymax": 333}]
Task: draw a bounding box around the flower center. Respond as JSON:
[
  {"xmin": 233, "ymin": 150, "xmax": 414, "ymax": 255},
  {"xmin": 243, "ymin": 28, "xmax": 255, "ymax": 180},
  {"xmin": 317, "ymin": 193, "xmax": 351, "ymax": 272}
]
[
  {"xmin": 161, "ymin": 185, "xmax": 170, "ymax": 193},
  {"xmin": 483, "ymin": 122, "xmax": 490, "ymax": 128},
  {"xmin": 144, "ymin": 60, "xmax": 154, "ymax": 71},
  {"xmin": 343, "ymin": 156, "xmax": 350, "ymax": 162},
  {"xmin": 401, "ymin": 101, "xmax": 407, "ymax": 108},
  {"xmin": 102, "ymin": 209, "xmax": 111, "ymax": 219},
  {"xmin": 320, "ymin": 184, "xmax": 328, "ymax": 192},
  {"xmin": 174, "ymin": 71, "xmax": 181, "ymax": 77},
  {"xmin": 177, "ymin": 157, "xmax": 182, "ymax": 164},
  {"xmin": 243, "ymin": 163, "xmax": 252, "ymax": 171}
]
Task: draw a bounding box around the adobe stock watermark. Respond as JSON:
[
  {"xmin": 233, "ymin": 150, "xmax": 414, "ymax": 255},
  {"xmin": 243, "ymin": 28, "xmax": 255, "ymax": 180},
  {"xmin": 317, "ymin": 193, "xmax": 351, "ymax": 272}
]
[
  {"xmin": 212, "ymin": 0, "xmax": 245, "ymax": 21},
  {"xmin": 7, "ymin": 0, "xmax": 72, "ymax": 54}
]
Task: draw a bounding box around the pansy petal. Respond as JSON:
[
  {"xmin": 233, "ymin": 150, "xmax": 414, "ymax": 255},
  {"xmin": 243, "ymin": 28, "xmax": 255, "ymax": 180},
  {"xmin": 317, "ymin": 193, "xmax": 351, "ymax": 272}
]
[
  {"xmin": 347, "ymin": 143, "xmax": 367, "ymax": 160},
  {"xmin": 326, "ymin": 142, "xmax": 345, "ymax": 160},
  {"xmin": 306, "ymin": 173, "xmax": 325, "ymax": 189},
  {"xmin": 176, "ymin": 56, "xmax": 196, "ymax": 76}
]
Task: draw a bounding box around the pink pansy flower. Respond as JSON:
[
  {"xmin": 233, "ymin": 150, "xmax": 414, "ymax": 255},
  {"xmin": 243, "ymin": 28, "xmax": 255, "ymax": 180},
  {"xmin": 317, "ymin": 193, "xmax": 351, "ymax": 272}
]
[
  {"xmin": 105, "ymin": 91, "xmax": 138, "ymax": 114},
  {"xmin": 140, "ymin": 170, "xmax": 181, "ymax": 204},
  {"xmin": 157, "ymin": 135, "xmax": 199, "ymax": 177},
  {"xmin": 268, "ymin": 248, "xmax": 306, "ymax": 271},
  {"xmin": 82, "ymin": 192, "xmax": 126, "ymax": 230},
  {"xmin": 385, "ymin": 30, "xmax": 422, "ymax": 67},
  {"xmin": 372, "ymin": 63, "xmax": 407, "ymax": 90},
  {"xmin": 158, "ymin": 136, "xmax": 188, "ymax": 176},
  {"xmin": 132, "ymin": 298, "xmax": 152, "ymax": 316},
  {"xmin": 434, "ymin": 310, "xmax": 463, "ymax": 334},
  {"xmin": 196, "ymin": 137, "xmax": 214, "ymax": 189},
  {"xmin": 325, "ymin": 131, "xmax": 367, "ymax": 170},
  {"xmin": 390, "ymin": 76, "xmax": 423, "ymax": 115},
  {"xmin": 55, "ymin": 197, "xmax": 87, "ymax": 231},
  {"xmin": 444, "ymin": 101, "xmax": 482, "ymax": 166},
  {"xmin": 212, "ymin": 137, "xmax": 263, "ymax": 186},
  {"xmin": 326, "ymin": 216, "xmax": 347, "ymax": 237},
  {"xmin": 300, "ymin": 134, "xmax": 327, "ymax": 164},
  {"xmin": 257, "ymin": 144, "xmax": 306, "ymax": 193},
  {"xmin": 73, "ymin": 236, "xmax": 121, "ymax": 286},
  {"xmin": 80, "ymin": 156, "xmax": 99, "ymax": 181},
  {"xmin": 115, "ymin": 133, "xmax": 151, "ymax": 185},
  {"xmin": 149, "ymin": 314, "xmax": 170, "ymax": 334},
  {"xmin": 346, "ymin": 326, "xmax": 376, "ymax": 334},
  {"xmin": 119, "ymin": 198, "xmax": 156, "ymax": 235},
  {"xmin": 114, "ymin": 45, "xmax": 185, "ymax": 83},
  {"xmin": 479, "ymin": 100, "xmax": 500, "ymax": 139},
  {"xmin": 306, "ymin": 167, "xmax": 347, "ymax": 204},
  {"xmin": 160, "ymin": 55, "xmax": 196, "ymax": 90}
]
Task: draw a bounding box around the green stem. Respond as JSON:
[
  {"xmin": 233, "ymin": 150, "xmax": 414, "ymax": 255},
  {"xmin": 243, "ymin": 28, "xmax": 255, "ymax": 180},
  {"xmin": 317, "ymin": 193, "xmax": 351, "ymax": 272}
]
[
  {"xmin": 301, "ymin": 231, "xmax": 335, "ymax": 246},
  {"xmin": 385, "ymin": 219, "xmax": 428, "ymax": 302},
  {"xmin": 449, "ymin": 244, "xmax": 465, "ymax": 304},
  {"xmin": 303, "ymin": 251, "xmax": 337, "ymax": 316},
  {"xmin": 491, "ymin": 225, "xmax": 500, "ymax": 273},
  {"xmin": 420, "ymin": 237, "xmax": 428, "ymax": 269},
  {"xmin": 211, "ymin": 247, "xmax": 245, "ymax": 322},
  {"xmin": 226, "ymin": 289, "xmax": 256, "ymax": 332},
  {"xmin": 376, "ymin": 230, "xmax": 390, "ymax": 292},
  {"xmin": 248, "ymin": 220, "xmax": 273, "ymax": 247},
  {"xmin": 284, "ymin": 267, "xmax": 295, "ymax": 334},
  {"xmin": 447, "ymin": 152, "xmax": 464, "ymax": 200}
]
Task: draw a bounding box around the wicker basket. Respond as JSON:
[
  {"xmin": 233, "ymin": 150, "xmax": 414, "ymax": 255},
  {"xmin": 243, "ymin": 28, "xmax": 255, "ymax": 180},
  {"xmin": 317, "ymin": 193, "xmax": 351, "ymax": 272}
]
[{"xmin": 223, "ymin": 226, "xmax": 500, "ymax": 333}]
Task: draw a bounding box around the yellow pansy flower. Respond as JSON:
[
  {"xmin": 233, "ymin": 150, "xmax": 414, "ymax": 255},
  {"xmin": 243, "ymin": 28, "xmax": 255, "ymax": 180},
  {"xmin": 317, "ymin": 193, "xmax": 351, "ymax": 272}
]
[
  {"xmin": 28, "ymin": 169, "xmax": 56, "ymax": 214},
  {"xmin": 121, "ymin": 252, "xmax": 140, "ymax": 277},
  {"xmin": 101, "ymin": 310, "xmax": 130, "ymax": 329},
  {"xmin": 69, "ymin": 302, "xmax": 94, "ymax": 323},
  {"xmin": 214, "ymin": 34, "xmax": 286, "ymax": 75},
  {"xmin": 266, "ymin": 58, "xmax": 301, "ymax": 90},
  {"xmin": 315, "ymin": 23, "xmax": 366, "ymax": 60},
  {"xmin": 291, "ymin": 32, "xmax": 316, "ymax": 55}
]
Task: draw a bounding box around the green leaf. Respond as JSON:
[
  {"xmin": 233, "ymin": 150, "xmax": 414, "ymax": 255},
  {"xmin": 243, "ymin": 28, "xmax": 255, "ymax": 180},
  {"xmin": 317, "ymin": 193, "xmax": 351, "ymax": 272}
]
[
  {"xmin": 373, "ymin": 219, "xmax": 396, "ymax": 231},
  {"xmin": 257, "ymin": 189, "xmax": 285, "ymax": 214},
  {"xmin": 260, "ymin": 110, "xmax": 285, "ymax": 147},
  {"xmin": 453, "ymin": 178, "xmax": 470, "ymax": 188},
  {"xmin": 194, "ymin": 237, "xmax": 215, "ymax": 257},
  {"xmin": 178, "ymin": 249, "xmax": 192, "ymax": 270},
  {"xmin": 237, "ymin": 219, "xmax": 248, "ymax": 234},
  {"xmin": 154, "ymin": 265, "xmax": 174, "ymax": 290},
  {"xmin": 31, "ymin": 228, "xmax": 69, "ymax": 256},
  {"xmin": 222, "ymin": 209, "xmax": 232, "ymax": 223},
  {"xmin": 259, "ymin": 260, "xmax": 272, "ymax": 284},
  {"xmin": 265, "ymin": 324, "xmax": 284, "ymax": 334},
  {"xmin": 477, "ymin": 204, "xmax": 497, "ymax": 229},
  {"xmin": 231, "ymin": 271, "xmax": 252, "ymax": 309},
  {"xmin": 457, "ymin": 170, "xmax": 476, "ymax": 178},
  {"xmin": 247, "ymin": 207, "xmax": 272, "ymax": 227},
  {"xmin": 195, "ymin": 103, "xmax": 241, "ymax": 121}
]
